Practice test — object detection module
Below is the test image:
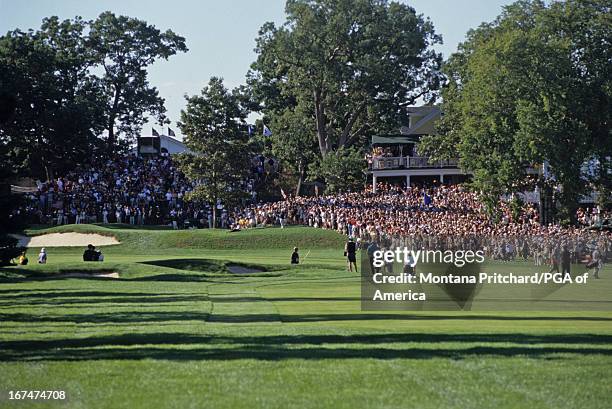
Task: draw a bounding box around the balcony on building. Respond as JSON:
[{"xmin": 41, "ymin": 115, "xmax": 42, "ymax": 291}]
[{"xmin": 368, "ymin": 106, "xmax": 469, "ymax": 191}]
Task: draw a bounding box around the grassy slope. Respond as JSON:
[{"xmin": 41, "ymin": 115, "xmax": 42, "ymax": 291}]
[
  {"xmin": 1, "ymin": 225, "xmax": 611, "ymax": 409},
  {"xmin": 24, "ymin": 224, "xmax": 345, "ymax": 250}
]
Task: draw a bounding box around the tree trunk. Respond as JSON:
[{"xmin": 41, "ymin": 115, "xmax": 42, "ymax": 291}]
[
  {"xmin": 107, "ymin": 84, "xmax": 121, "ymax": 152},
  {"xmin": 314, "ymin": 89, "xmax": 328, "ymax": 156},
  {"xmin": 107, "ymin": 117, "xmax": 115, "ymax": 153},
  {"xmin": 595, "ymin": 153, "xmax": 611, "ymax": 208},
  {"xmin": 44, "ymin": 164, "xmax": 54, "ymax": 182},
  {"xmin": 37, "ymin": 134, "xmax": 53, "ymax": 181},
  {"xmin": 212, "ymin": 202, "xmax": 217, "ymax": 229},
  {"xmin": 338, "ymin": 101, "xmax": 367, "ymax": 148},
  {"xmin": 295, "ymin": 159, "xmax": 305, "ymax": 196}
]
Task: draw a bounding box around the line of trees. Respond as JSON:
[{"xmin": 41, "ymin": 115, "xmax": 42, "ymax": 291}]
[
  {"xmin": 177, "ymin": 0, "xmax": 444, "ymax": 212},
  {"xmin": 0, "ymin": 13, "xmax": 187, "ymax": 181},
  {"xmin": 419, "ymin": 0, "xmax": 611, "ymax": 222},
  {"xmin": 246, "ymin": 0, "xmax": 443, "ymax": 194},
  {"xmin": 172, "ymin": 0, "xmax": 612, "ymax": 220},
  {"xmin": 1, "ymin": 1, "xmax": 609, "ymax": 231}
]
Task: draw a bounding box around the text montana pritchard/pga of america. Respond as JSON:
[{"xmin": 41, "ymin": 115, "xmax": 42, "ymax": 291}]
[{"xmin": 370, "ymin": 271, "xmax": 590, "ymax": 301}]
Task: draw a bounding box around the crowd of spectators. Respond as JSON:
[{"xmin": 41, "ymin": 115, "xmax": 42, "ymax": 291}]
[
  {"xmin": 14, "ymin": 153, "xmax": 610, "ymax": 266},
  {"xmin": 19, "ymin": 154, "xmax": 262, "ymax": 229},
  {"xmin": 233, "ymin": 183, "xmax": 611, "ymax": 265}
]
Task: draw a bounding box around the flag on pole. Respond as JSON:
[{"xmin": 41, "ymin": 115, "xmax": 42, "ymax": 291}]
[
  {"xmin": 263, "ymin": 124, "xmax": 272, "ymax": 137},
  {"xmin": 152, "ymin": 128, "xmax": 160, "ymax": 137},
  {"xmin": 168, "ymin": 127, "xmax": 176, "ymax": 137},
  {"xmin": 280, "ymin": 188, "xmax": 287, "ymax": 199}
]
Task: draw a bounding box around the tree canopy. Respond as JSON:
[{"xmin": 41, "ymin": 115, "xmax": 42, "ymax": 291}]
[
  {"xmin": 420, "ymin": 0, "xmax": 611, "ymax": 220},
  {"xmin": 177, "ymin": 78, "xmax": 252, "ymax": 227},
  {"xmin": 89, "ymin": 12, "xmax": 187, "ymax": 151},
  {"xmin": 0, "ymin": 17, "xmax": 105, "ymax": 180},
  {"xmin": 248, "ymin": 0, "xmax": 443, "ymax": 192},
  {"xmin": 0, "ymin": 13, "xmax": 187, "ymax": 180}
]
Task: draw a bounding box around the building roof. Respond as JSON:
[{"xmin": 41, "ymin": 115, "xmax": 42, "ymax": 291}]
[
  {"xmin": 160, "ymin": 134, "xmax": 187, "ymax": 147},
  {"xmin": 405, "ymin": 106, "xmax": 439, "ymax": 114},
  {"xmin": 135, "ymin": 133, "xmax": 191, "ymax": 155},
  {"xmin": 371, "ymin": 135, "xmax": 419, "ymax": 145},
  {"xmin": 401, "ymin": 106, "xmax": 441, "ymax": 136}
]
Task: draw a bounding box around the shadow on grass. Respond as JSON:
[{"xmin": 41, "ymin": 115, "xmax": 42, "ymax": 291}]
[
  {"xmin": 210, "ymin": 296, "xmax": 363, "ymax": 303},
  {"xmin": 0, "ymin": 267, "xmax": 120, "ymax": 282},
  {"xmin": 0, "ymin": 290, "xmax": 192, "ymax": 298},
  {"xmin": 0, "ymin": 311, "xmax": 211, "ymax": 324},
  {"xmin": 139, "ymin": 259, "xmax": 286, "ymax": 277},
  {"xmin": 0, "ymin": 294, "xmax": 209, "ymax": 307},
  {"xmin": 1, "ymin": 332, "xmax": 611, "ymax": 362},
  {"xmin": 2, "ymin": 312, "xmax": 611, "ymax": 325},
  {"xmin": 0, "ymin": 266, "xmax": 217, "ymax": 283},
  {"xmin": 0, "ymin": 288, "xmax": 360, "ymax": 306},
  {"xmin": 3, "ymin": 332, "xmax": 612, "ymax": 349},
  {"xmin": 140, "ymin": 259, "xmax": 225, "ymax": 273},
  {"xmin": 131, "ymin": 274, "xmax": 215, "ymax": 282}
]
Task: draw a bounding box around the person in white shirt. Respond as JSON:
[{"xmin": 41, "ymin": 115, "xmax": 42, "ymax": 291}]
[
  {"xmin": 591, "ymin": 249, "xmax": 602, "ymax": 279},
  {"xmin": 38, "ymin": 248, "xmax": 47, "ymax": 264}
]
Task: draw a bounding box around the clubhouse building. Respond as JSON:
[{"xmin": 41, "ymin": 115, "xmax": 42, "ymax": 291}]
[
  {"xmin": 368, "ymin": 106, "xmax": 601, "ymax": 207},
  {"xmin": 368, "ymin": 106, "xmax": 469, "ymax": 192}
]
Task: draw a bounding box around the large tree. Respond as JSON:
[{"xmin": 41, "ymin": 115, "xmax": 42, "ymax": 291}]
[
  {"xmin": 269, "ymin": 106, "xmax": 319, "ymax": 196},
  {"xmin": 248, "ymin": 0, "xmax": 443, "ymax": 190},
  {"xmin": 0, "ymin": 17, "xmax": 106, "ymax": 180},
  {"xmin": 177, "ymin": 78, "xmax": 252, "ymax": 227},
  {"xmin": 420, "ymin": 0, "xmax": 611, "ymax": 221},
  {"xmin": 0, "ymin": 13, "xmax": 188, "ymax": 179},
  {"xmin": 88, "ymin": 12, "xmax": 188, "ymax": 151}
]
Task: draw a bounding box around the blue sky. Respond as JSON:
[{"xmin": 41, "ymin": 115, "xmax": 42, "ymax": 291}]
[{"xmin": 1, "ymin": 0, "xmax": 515, "ymax": 139}]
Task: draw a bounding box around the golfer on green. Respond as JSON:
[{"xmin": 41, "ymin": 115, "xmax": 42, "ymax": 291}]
[
  {"xmin": 291, "ymin": 247, "xmax": 300, "ymax": 264},
  {"xmin": 345, "ymin": 237, "xmax": 357, "ymax": 272}
]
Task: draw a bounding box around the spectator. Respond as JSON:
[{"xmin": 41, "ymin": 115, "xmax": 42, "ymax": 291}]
[{"xmin": 38, "ymin": 248, "xmax": 47, "ymax": 264}]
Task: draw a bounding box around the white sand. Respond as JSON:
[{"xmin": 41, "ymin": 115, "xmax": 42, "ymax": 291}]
[
  {"xmin": 59, "ymin": 272, "xmax": 119, "ymax": 279},
  {"xmin": 12, "ymin": 232, "xmax": 120, "ymax": 248}
]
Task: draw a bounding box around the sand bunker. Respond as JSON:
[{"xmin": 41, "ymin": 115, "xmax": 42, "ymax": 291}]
[
  {"xmin": 12, "ymin": 232, "xmax": 120, "ymax": 248},
  {"xmin": 59, "ymin": 271, "xmax": 119, "ymax": 279},
  {"xmin": 227, "ymin": 264, "xmax": 264, "ymax": 274}
]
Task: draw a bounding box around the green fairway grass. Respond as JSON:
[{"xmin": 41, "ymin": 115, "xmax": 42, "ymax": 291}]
[{"xmin": 1, "ymin": 225, "xmax": 611, "ymax": 409}]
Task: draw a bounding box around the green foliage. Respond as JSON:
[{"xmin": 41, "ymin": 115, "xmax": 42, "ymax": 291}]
[
  {"xmin": 0, "ymin": 13, "xmax": 187, "ymax": 179},
  {"xmin": 177, "ymin": 78, "xmax": 251, "ymax": 224},
  {"xmin": 269, "ymin": 106, "xmax": 318, "ymax": 195},
  {"xmin": 308, "ymin": 147, "xmax": 365, "ymax": 193},
  {"xmin": 0, "ymin": 235, "xmax": 24, "ymax": 266},
  {"xmin": 88, "ymin": 12, "xmax": 188, "ymax": 151},
  {"xmin": 0, "ymin": 17, "xmax": 106, "ymax": 179},
  {"xmin": 248, "ymin": 0, "xmax": 443, "ymax": 190},
  {"xmin": 421, "ymin": 0, "xmax": 611, "ymax": 221}
]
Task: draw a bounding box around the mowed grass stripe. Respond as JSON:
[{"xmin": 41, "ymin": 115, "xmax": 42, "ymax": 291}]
[{"xmin": 0, "ymin": 225, "xmax": 611, "ymax": 408}]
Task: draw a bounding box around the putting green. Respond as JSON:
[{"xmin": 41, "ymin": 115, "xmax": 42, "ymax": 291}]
[{"xmin": 1, "ymin": 225, "xmax": 610, "ymax": 409}]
